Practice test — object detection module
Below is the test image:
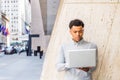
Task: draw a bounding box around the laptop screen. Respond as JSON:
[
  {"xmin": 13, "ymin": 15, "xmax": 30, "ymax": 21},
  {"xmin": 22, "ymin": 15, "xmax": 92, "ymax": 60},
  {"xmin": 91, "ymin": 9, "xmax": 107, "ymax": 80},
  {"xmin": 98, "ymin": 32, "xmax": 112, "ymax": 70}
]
[{"xmin": 66, "ymin": 49, "xmax": 96, "ymax": 68}]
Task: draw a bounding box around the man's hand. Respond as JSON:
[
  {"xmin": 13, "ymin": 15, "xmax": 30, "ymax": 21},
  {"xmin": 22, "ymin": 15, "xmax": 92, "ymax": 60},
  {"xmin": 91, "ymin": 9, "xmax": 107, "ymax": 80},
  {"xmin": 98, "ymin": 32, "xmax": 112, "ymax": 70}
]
[{"xmin": 77, "ymin": 67, "xmax": 92, "ymax": 72}]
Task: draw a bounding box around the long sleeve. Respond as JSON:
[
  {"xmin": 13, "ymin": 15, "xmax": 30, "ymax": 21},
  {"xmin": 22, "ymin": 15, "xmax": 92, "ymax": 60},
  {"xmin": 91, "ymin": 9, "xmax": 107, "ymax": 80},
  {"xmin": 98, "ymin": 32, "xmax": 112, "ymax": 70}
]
[
  {"xmin": 56, "ymin": 40, "xmax": 97, "ymax": 80},
  {"xmin": 56, "ymin": 45, "xmax": 69, "ymax": 71},
  {"xmin": 88, "ymin": 43, "xmax": 98, "ymax": 73}
]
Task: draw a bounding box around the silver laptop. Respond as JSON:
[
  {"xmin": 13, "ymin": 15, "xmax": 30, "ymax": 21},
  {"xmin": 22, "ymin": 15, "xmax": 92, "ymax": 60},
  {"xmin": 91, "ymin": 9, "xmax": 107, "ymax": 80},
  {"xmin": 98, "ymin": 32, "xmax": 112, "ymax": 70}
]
[{"xmin": 66, "ymin": 49, "xmax": 96, "ymax": 68}]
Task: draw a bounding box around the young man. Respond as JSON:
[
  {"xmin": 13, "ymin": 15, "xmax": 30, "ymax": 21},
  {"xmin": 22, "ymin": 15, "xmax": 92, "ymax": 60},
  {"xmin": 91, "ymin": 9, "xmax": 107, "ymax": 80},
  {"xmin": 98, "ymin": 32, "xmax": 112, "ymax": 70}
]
[{"xmin": 56, "ymin": 19, "xmax": 97, "ymax": 80}]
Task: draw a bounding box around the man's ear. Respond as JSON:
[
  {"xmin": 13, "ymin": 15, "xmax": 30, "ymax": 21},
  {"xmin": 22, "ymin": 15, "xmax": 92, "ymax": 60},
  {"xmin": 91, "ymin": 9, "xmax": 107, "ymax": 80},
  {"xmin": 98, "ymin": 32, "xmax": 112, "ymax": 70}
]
[{"xmin": 82, "ymin": 28, "xmax": 84, "ymax": 33}]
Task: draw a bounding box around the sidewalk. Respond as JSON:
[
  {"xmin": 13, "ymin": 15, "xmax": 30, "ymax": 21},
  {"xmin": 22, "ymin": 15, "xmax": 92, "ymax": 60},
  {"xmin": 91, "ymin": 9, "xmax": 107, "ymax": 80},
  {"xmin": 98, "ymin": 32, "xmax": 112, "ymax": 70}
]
[{"xmin": 0, "ymin": 52, "xmax": 44, "ymax": 80}]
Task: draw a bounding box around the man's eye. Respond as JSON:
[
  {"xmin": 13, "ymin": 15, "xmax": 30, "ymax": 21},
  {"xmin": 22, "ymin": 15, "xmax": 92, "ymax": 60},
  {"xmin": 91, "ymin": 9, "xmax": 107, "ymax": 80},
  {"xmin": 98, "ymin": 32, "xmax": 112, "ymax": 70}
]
[
  {"xmin": 74, "ymin": 31, "xmax": 77, "ymax": 33},
  {"xmin": 79, "ymin": 30, "xmax": 83, "ymax": 33}
]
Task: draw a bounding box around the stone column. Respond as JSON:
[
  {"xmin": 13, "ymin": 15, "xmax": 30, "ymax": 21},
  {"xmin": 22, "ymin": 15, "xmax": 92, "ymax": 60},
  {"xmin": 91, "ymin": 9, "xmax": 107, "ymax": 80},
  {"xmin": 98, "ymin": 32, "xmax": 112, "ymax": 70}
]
[
  {"xmin": 41, "ymin": 0, "xmax": 120, "ymax": 80},
  {"xmin": 31, "ymin": 0, "xmax": 45, "ymax": 51}
]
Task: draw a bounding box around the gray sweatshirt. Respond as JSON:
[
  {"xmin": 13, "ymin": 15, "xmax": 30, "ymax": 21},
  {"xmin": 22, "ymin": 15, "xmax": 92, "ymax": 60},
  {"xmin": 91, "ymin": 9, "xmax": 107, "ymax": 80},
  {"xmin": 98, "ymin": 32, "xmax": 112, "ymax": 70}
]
[{"xmin": 56, "ymin": 39, "xmax": 97, "ymax": 80}]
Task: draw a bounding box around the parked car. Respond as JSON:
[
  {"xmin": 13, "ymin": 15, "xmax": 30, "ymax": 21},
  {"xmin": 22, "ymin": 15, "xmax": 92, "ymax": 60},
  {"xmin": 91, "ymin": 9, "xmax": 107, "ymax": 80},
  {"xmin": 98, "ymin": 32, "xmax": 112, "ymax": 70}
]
[
  {"xmin": 0, "ymin": 43, "xmax": 5, "ymax": 53},
  {"xmin": 15, "ymin": 46, "xmax": 26, "ymax": 54},
  {"xmin": 19, "ymin": 47, "xmax": 26, "ymax": 53},
  {"xmin": 4, "ymin": 46, "xmax": 17, "ymax": 54},
  {"xmin": 0, "ymin": 46, "xmax": 5, "ymax": 52}
]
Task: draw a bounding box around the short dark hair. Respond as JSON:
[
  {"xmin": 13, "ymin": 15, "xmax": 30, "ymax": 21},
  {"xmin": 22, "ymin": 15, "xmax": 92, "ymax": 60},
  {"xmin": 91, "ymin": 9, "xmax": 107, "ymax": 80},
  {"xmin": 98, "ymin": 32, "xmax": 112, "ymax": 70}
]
[{"xmin": 69, "ymin": 19, "xmax": 84, "ymax": 29}]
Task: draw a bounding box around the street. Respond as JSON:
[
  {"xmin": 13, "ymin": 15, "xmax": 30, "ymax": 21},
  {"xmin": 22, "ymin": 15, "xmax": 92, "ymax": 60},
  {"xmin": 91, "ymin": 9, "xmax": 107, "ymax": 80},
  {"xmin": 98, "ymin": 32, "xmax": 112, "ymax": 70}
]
[{"xmin": 0, "ymin": 52, "xmax": 44, "ymax": 80}]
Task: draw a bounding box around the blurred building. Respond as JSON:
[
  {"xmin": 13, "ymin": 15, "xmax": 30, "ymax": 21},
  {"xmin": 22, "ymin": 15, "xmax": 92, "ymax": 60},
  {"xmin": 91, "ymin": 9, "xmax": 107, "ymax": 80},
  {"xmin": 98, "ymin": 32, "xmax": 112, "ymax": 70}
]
[
  {"xmin": 47, "ymin": 0, "xmax": 60, "ymax": 35},
  {"xmin": 31, "ymin": 0, "xmax": 60, "ymax": 52},
  {"xmin": 1, "ymin": 0, "xmax": 31, "ymax": 45},
  {"xmin": 22, "ymin": 0, "xmax": 31, "ymax": 35},
  {"xmin": 0, "ymin": 13, "xmax": 9, "ymax": 46},
  {"xmin": 40, "ymin": 0, "xmax": 60, "ymax": 35},
  {"xmin": 20, "ymin": 0, "xmax": 31, "ymax": 45}
]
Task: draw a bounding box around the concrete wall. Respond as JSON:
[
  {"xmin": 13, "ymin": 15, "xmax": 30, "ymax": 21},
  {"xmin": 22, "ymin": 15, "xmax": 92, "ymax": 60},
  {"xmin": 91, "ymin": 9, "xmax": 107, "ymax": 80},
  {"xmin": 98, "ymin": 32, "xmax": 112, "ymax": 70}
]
[
  {"xmin": 31, "ymin": 0, "xmax": 45, "ymax": 51},
  {"xmin": 41, "ymin": 0, "xmax": 120, "ymax": 80},
  {"xmin": 47, "ymin": 0, "xmax": 60, "ymax": 35},
  {"xmin": 39, "ymin": 0, "xmax": 60, "ymax": 35},
  {"xmin": 39, "ymin": 0, "xmax": 47, "ymax": 34}
]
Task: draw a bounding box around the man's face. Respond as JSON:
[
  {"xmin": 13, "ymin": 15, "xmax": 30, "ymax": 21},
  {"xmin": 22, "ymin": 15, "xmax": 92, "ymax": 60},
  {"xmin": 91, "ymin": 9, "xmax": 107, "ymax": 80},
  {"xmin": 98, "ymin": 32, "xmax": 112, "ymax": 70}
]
[{"xmin": 70, "ymin": 26, "xmax": 84, "ymax": 42}]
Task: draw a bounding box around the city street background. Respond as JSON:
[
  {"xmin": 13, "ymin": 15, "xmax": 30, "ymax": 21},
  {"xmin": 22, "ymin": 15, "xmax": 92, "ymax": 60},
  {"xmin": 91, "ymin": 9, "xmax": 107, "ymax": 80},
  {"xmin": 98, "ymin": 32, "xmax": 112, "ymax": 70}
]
[{"xmin": 0, "ymin": 52, "xmax": 44, "ymax": 80}]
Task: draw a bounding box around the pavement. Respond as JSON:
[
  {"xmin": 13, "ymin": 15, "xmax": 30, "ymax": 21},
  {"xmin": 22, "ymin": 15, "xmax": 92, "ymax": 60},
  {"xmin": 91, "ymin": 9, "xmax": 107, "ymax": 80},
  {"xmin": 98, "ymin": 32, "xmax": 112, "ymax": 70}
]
[{"xmin": 0, "ymin": 52, "xmax": 44, "ymax": 80}]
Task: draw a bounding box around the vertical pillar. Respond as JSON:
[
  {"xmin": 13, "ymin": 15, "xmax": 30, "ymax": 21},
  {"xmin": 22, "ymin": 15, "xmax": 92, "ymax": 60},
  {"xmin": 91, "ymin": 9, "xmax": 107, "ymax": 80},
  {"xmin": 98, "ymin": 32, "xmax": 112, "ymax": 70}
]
[
  {"xmin": 31, "ymin": 0, "xmax": 45, "ymax": 51},
  {"xmin": 41, "ymin": 0, "xmax": 120, "ymax": 80}
]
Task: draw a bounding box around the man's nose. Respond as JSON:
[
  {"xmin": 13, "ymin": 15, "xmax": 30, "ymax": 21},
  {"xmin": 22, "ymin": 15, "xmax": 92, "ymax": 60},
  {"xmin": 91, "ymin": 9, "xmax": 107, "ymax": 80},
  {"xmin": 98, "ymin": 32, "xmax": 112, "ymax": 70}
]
[{"xmin": 76, "ymin": 32, "xmax": 80, "ymax": 36}]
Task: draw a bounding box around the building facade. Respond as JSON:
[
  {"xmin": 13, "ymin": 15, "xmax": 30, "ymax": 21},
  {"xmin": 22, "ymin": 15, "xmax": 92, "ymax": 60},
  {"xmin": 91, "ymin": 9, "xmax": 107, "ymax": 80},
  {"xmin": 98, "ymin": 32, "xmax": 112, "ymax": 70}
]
[
  {"xmin": 1, "ymin": 0, "xmax": 31, "ymax": 45},
  {"xmin": 47, "ymin": 0, "xmax": 60, "ymax": 35},
  {"xmin": 40, "ymin": 0, "xmax": 60, "ymax": 35},
  {"xmin": 30, "ymin": 0, "xmax": 60, "ymax": 52},
  {"xmin": 0, "ymin": 13, "xmax": 9, "ymax": 46}
]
